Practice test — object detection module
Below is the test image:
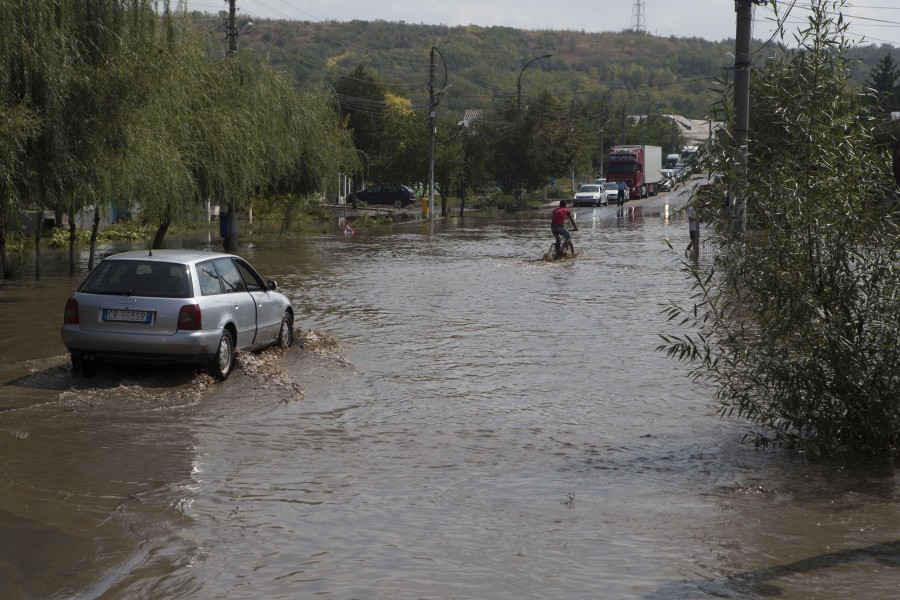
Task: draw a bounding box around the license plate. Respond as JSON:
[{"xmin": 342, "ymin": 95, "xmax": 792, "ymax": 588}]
[{"xmin": 102, "ymin": 309, "xmax": 152, "ymax": 324}]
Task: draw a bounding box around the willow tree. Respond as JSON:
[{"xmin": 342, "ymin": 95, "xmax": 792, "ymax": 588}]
[
  {"xmin": 0, "ymin": 0, "xmax": 77, "ymax": 276},
  {"xmin": 174, "ymin": 48, "xmax": 357, "ymax": 252},
  {"xmin": 659, "ymin": 0, "xmax": 900, "ymax": 458},
  {"xmin": 0, "ymin": 3, "xmax": 43, "ymax": 277},
  {"xmin": 0, "ymin": 0, "xmax": 185, "ymax": 274},
  {"xmin": 0, "ymin": 106, "xmax": 40, "ymax": 277},
  {"xmin": 115, "ymin": 11, "xmax": 209, "ymax": 253},
  {"xmin": 58, "ymin": 0, "xmax": 169, "ymax": 272}
]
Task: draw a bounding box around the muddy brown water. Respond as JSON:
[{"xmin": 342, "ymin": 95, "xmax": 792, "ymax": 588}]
[{"xmin": 1, "ymin": 196, "xmax": 899, "ymax": 599}]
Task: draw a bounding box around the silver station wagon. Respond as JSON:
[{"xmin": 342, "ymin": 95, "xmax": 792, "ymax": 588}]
[{"xmin": 61, "ymin": 250, "xmax": 294, "ymax": 380}]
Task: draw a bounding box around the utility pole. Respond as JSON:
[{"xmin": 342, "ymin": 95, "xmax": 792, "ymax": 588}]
[
  {"xmin": 222, "ymin": 0, "xmax": 241, "ymax": 251},
  {"xmin": 226, "ymin": 0, "xmax": 237, "ymax": 54},
  {"xmin": 427, "ymin": 47, "xmax": 449, "ymax": 220},
  {"xmin": 599, "ymin": 128, "xmax": 606, "ymax": 178},
  {"xmin": 597, "ymin": 87, "xmax": 621, "ymax": 179},
  {"xmin": 669, "ymin": 115, "xmax": 677, "ymax": 155},
  {"xmin": 733, "ymin": 0, "xmax": 764, "ymax": 237},
  {"xmin": 428, "ymin": 47, "xmax": 436, "ymax": 221}
]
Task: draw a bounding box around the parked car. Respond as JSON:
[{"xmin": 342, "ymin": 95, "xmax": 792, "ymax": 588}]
[
  {"xmin": 61, "ymin": 250, "xmax": 294, "ymax": 380},
  {"xmin": 573, "ymin": 184, "xmax": 608, "ymax": 207},
  {"xmin": 601, "ymin": 181, "xmax": 619, "ymax": 199},
  {"xmin": 347, "ymin": 184, "xmax": 416, "ymax": 208}
]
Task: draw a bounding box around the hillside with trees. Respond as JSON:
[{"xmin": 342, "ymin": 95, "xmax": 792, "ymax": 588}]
[{"xmin": 202, "ymin": 15, "xmax": 899, "ymax": 120}]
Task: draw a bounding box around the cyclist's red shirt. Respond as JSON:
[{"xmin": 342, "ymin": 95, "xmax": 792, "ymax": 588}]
[{"xmin": 551, "ymin": 206, "xmax": 571, "ymax": 226}]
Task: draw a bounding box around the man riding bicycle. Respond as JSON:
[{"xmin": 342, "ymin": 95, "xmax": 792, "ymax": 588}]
[{"xmin": 551, "ymin": 199, "xmax": 578, "ymax": 257}]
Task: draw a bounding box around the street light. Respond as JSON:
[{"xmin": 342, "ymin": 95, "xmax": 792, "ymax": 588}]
[{"xmin": 517, "ymin": 53, "xmax": 552, "ymax": 111}]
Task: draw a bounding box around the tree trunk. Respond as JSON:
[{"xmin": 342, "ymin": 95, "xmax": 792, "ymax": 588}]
[
  {"xmin": 68, "ymin": 207, "xmax": 76, "ymax": 275},
  {"xmin": 88, "ymin": 205, "xmax": 100, "ymax": 271},
  {"xmin": 224, "ymin": 206, "xmax": 239, "ymax": 252},
  {"xmin": 0, "ymin": 211, "xmax": 11, "ymax": 278},
  {"xmin": 152, "ymin": 220, "xmax": 170, "ymax": 250},
  {"xmin": 458, "ymin": 190, "xmax": 467, "ymax": 218},
  {"xmin": 34, "ymin": 209, "xmax": 43, "ymax": 279}
]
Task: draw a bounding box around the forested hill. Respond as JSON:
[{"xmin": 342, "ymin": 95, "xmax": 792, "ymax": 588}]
[{"xmin": 190, "ymin": 14, "xmax": 899, "ymax": 120}]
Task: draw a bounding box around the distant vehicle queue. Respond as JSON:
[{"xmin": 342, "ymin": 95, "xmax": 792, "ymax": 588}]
[{"xmin": 574, "ymin": 144, "xmax": 694, "ymax": 205}]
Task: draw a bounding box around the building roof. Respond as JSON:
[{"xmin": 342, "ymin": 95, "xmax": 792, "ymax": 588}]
[
  {"xmin": 663, "ymin": 115, "xmax": 724, "ymax": 148},
  {"xmin": 459, "ymin": 108, "xmax": 484, "ymax": 126}
]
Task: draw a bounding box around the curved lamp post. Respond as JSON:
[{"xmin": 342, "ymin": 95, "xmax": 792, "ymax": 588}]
[{"xmin": 517, "ymin": 53, "xmax": 552, "ymax": 111}]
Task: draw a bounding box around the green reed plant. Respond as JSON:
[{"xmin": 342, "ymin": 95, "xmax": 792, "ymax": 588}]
[{"xmin": 659, "ymin": 0, "xmax": 900, "ymax": 458}]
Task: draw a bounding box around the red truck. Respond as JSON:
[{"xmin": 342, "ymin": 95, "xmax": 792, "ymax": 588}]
[{"xmin": 605, "ymin": 145, "xmax": 663, "ymax": 200}]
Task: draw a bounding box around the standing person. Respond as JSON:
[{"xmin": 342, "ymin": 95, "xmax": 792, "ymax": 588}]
[
  {"xmin": 686, "ymin": 205, "xmax": 702, "ymax": 255},
  {"xmin": 617, "ymin": 180, "xmax": 626, "ymax": 206},
  {"xmin": 551, "ymin": 199, "xmax": 578, "ymax": 257}
]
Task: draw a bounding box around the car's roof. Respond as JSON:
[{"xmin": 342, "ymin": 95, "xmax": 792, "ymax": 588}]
[
  {"xmin": 577, "ymin": 185, "xmax": 600, "ymax": 191},
  {"xmin": 101, "ymin": 249, "xmax": 239, "ymax": 266}
]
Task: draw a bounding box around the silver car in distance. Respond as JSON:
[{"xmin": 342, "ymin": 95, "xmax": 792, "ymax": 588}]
[{"xmin": 61, "ymin": 250, "xmax": 294, "ymax": 380}]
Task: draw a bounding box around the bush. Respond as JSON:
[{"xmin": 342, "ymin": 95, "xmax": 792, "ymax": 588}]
[{"xmin": 659, "ymin": 1, "xmax": 900, "ymax": 458}]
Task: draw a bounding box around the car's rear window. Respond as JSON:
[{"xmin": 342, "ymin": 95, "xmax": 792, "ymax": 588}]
[{"xmin": 79, "ymin": 260, "xmax": 192, "ymax": 298}]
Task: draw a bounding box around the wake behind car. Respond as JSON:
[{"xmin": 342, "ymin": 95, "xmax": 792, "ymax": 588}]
[
  {"xmin": 347, "ymin": 183, "xmax": 416, "ymax": 208},
  {"xmin": 61, "ymin": 250, "xmax": 294, "ymax": 380},
  {"xmin": 573, "ymin": 184, "xmax": 609, "ymax": 207}
]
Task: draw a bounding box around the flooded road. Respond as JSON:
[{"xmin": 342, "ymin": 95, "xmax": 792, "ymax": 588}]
[{"xmin": 1, "ymin": 195, "xmax": 899, "ymax": 599}]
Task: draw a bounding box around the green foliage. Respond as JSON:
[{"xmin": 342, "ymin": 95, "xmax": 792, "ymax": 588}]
[
  {"xmin": 659, "ymin": 1, "xmax": 900, "ymax": 459},
  {"xmin": 46, "ymin": 223, "xmax": 143, "ymax": 247},
  {"xmin": 251, "ymin": 198, "xmax": 335, "ymax": 235},
  {"xmin": 864, "ymin": 53, "xmax": 900, "ymax": 111},
  {"xmin": 335, "ymin": 65, "xmax": 389, "ymax": 161},
  {"xmin": 348, "ymin": 213, "xmax": 393, "ymax": 228}
]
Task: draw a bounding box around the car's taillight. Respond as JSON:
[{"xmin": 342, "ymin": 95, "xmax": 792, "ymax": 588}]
[
  {"xmin": 177, "ymin": 304, "xmax": 202, "ymax": 331},
  {"xmin": 63, "ymin": 298, "xmax": 79, "ymax": 325}
]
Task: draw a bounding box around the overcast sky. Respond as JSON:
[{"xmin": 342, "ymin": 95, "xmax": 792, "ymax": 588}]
[{"xmin": 182, "ymin": 1, "xmax": 899, "ymax": 47}]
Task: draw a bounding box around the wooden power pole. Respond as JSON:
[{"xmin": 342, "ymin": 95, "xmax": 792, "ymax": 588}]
[{"xmin": 732, "ymin": 0, "xmax": 767, "ymax": 237}]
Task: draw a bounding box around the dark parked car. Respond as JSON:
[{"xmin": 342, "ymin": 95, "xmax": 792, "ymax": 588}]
[
  {"xmin": 61, "ymin": 250, "xmax": 294, "ymax": 380},
  {"xmin": 347, "ymin": 184, "xmax": 416, "ymax": 208}
]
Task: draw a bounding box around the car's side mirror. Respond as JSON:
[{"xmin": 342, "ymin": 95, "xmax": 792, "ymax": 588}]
[{"xmin": 267, "ymin": 280, "xmax": 277, "ymax": 291}]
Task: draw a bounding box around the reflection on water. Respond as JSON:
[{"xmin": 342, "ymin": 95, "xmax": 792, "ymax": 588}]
[{"xmin": 1, "ymin": 201, "xmax": 899, "ymax": 599}]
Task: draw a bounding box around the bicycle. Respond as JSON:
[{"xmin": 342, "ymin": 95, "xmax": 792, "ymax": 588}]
[{"xmin": 547, "ymin": 238, "xmax": 576, "ymax": 260}]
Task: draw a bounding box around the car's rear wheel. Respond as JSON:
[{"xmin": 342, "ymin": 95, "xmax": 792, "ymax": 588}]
[
  {"xmin": 210, "ymin": 330, "xmax": 235, "ymax": 381},
  {"xmin": 70, "ymin": 352, "xmax": 97, "ymax": 377},
  {"xmin": 276, "ymin": 312, "xmax": 293, "ymax": 349}
]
